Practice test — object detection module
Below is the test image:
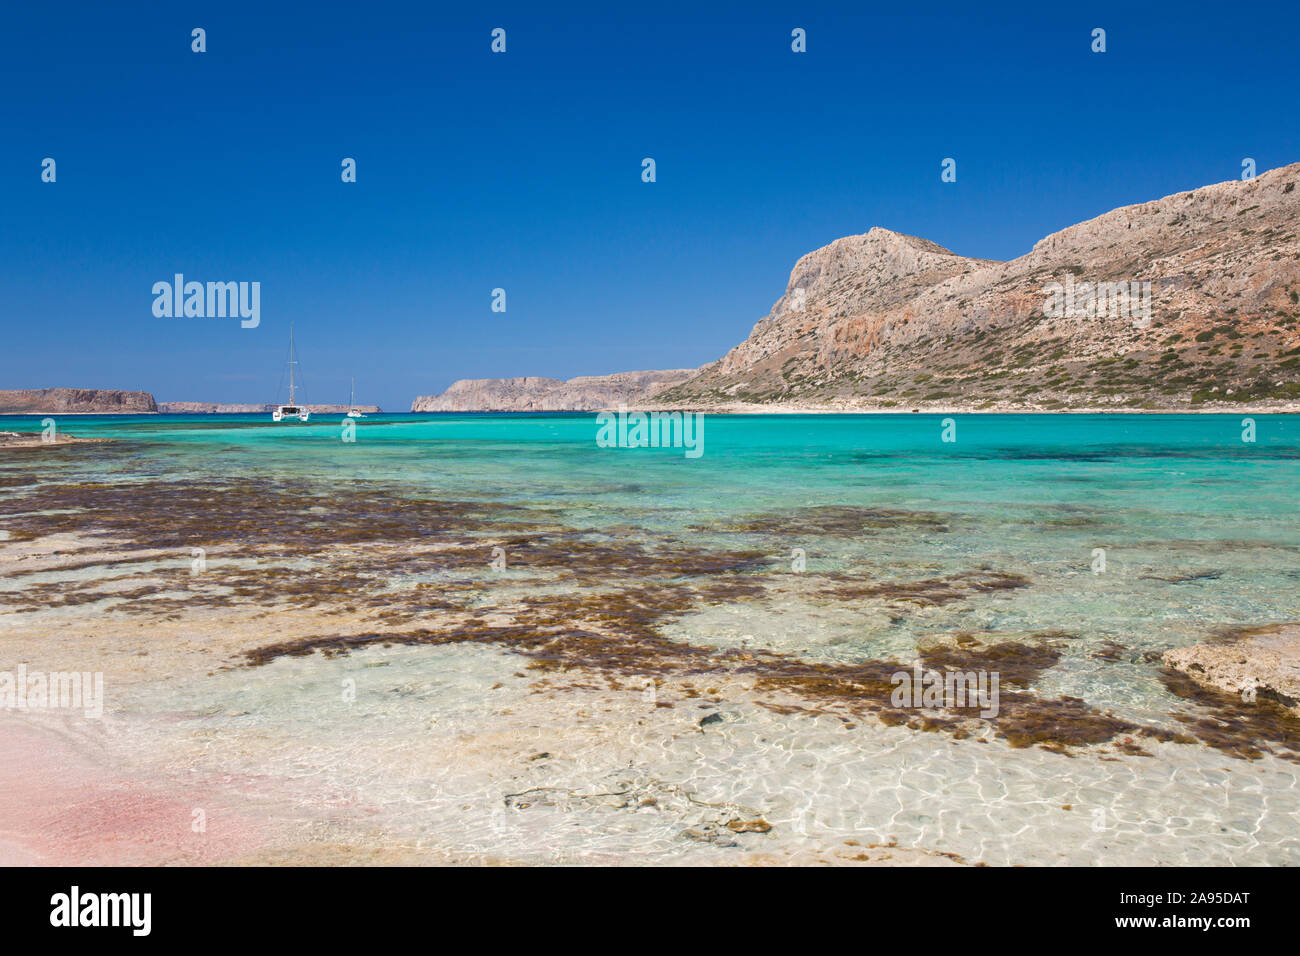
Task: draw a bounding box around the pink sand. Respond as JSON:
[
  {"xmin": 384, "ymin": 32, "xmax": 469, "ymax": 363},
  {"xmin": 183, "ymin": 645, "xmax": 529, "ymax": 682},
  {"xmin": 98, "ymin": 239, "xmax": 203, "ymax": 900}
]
[{"xmin": 0, "ymin": 717, "xmax": 267, "ymax": 865}]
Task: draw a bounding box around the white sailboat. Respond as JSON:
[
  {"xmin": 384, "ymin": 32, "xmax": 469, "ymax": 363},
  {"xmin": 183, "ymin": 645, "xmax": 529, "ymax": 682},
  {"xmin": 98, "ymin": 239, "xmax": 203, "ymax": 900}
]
[
  {"xmin": 272, "ymin": 324, "xmax": 310, "ymax": 422},
  {"xmin": 346, "ymin": 378, "xmax": 366, "ymax": 418}
]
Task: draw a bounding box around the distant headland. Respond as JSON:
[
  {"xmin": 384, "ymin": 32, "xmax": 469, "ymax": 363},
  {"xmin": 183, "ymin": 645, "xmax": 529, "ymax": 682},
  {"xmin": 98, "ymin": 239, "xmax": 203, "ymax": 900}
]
[
  {"xmin": 0, "ymin": 388, "xmax": 156, "ymax": 414},
  {"xmin": 0, "ymin": 391, "xmax": 382, "ymax": 415}
]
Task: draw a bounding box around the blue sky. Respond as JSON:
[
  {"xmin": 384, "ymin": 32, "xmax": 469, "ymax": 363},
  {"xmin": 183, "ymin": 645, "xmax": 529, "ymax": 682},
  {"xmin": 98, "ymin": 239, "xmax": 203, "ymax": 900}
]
[{"xmin": 2, "ymin": 0, "xmax": 1297, "ymax": 410}]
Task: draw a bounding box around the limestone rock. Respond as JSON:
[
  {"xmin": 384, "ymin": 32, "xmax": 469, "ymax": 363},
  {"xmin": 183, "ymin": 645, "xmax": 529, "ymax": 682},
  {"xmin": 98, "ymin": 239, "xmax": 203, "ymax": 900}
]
[{"xmin": 1163, "ymin": 624, "xmax": 1300, "ymax": 715}]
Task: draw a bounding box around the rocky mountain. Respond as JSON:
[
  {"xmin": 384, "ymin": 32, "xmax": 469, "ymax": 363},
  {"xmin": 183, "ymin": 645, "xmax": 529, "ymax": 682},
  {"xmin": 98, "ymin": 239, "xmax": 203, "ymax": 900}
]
[
  {"xmin": 659, "ymin": 163, "xmax": 1300, "ymax": 410},
  {"xmin": 0, "ymin": 388, "xmax": 157, "ymax": 414},
  {"xmin": 411, "ymin": 370, "xmax": 694, "ymax": 412},
  {"xmin": 158, "ymin": 402, "xmax": 382, "ymax": 414}
]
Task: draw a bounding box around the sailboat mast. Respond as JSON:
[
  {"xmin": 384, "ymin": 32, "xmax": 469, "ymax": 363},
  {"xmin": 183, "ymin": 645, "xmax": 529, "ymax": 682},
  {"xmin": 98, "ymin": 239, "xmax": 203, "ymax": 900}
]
[{"xmin": 288, "ymin": 324, "xmax": 297, "ymax": 406}]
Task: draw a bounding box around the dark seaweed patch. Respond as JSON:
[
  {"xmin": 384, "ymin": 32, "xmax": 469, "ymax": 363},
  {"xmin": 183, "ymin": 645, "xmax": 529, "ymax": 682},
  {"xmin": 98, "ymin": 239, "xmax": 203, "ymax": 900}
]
[
  {"xmin": 993, "ymin": 694, "xmax": 1137, "ymax": 749},
  {"xmin": 1160, "ymin": 667, "xmax": 1300, "ymax": 762},
  {"xmin": 821, "ymin": 570, "xmax": 1031, "ymax": 607},
  {"xmin": 920, "ymin": 640, "xmax": 1061, "ymax": 688},
  {"xmin": 1, "ymin": 474, "xmax": 1231, "ymax": 761},
  {"xmin": 720, "ymin": 505, "xmax": 952, "ymax": 536},
  {"xmin": 1, "ymin": 479, "xmax": 522, "ymax": 551}
]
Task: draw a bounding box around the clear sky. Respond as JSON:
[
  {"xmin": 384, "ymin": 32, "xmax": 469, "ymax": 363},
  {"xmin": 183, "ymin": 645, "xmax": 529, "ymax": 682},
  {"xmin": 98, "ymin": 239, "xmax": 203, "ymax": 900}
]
[{"xmin": 2, "ymin": 0, "xmax": 1297, "ymax": 410}]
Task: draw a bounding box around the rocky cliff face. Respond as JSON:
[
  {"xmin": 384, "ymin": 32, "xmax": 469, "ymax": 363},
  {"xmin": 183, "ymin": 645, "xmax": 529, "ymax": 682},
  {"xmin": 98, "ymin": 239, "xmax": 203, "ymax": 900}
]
[
  {"xmin": 0, "ymin": 388, "xmax": 157, "ymax": 414},
  {"xmin": 411, "ymin": 370, "xmax": 695, "ymax": 412},
  {"xmin": 659, "ymin": 163, "xmax": 1300, "ymax": 410}
]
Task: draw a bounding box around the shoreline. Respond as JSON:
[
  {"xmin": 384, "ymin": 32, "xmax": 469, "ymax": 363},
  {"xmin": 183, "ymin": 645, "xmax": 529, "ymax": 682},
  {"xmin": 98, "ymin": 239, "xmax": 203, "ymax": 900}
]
[
  {"xmin": 3, "ymin": 405, "xmax": 1299, "ymax": 418},
  {"xmin": 483, "ymin": 403, "xmax": 1300, "ymax": 416}
]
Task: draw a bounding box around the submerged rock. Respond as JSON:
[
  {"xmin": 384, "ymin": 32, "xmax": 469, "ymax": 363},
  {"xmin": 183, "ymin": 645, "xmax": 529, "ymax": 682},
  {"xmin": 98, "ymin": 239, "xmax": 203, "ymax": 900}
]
[{"xmin": 1163, "ymin": 624, "xmax": 1300, "ymax": 715}]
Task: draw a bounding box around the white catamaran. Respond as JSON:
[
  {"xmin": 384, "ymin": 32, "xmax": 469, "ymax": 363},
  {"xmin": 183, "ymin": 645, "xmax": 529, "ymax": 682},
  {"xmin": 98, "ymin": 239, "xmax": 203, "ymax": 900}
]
[
  {"xmin": 347, "ymin": 377, "xmax": 366, "ymax": 418},
  {"xmin": 272, "ymin": 324, "xmax": 310, "ymax": 422}
]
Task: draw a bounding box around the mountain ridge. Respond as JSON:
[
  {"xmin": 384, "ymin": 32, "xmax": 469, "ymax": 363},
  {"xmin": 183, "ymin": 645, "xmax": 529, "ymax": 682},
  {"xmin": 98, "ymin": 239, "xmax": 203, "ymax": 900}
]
[{"xmin": 411, "ymin": 163, "xmax": 1300, "ymax": 412}]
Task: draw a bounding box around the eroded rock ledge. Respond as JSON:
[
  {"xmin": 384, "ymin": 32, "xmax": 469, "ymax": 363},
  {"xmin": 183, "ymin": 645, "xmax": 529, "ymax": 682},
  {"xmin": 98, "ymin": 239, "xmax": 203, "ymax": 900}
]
[{"xmin": 1164, "ymin": 624, "xmax": 1300, "ymax": 715}]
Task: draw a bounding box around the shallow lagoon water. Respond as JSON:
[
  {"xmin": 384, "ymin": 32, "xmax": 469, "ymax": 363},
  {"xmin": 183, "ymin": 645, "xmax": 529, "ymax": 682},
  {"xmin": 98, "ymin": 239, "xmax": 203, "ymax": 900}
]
[{"xmin": 2, "ymin": 413, "xmax": 1298, "ymax": 864}]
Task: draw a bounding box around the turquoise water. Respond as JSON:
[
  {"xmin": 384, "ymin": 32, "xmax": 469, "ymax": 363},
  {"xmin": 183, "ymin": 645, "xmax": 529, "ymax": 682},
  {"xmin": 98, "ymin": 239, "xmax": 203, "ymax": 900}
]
[
  {"xmin": 4, "ymin": 412, "xmax": 1299, "ymax": 864},
  {"xmin": 7, "ymin": 411, "xmax": 1299, "ymax": 645},
  {"xmin": 7, "ymin": 411, "xmax": 1296, "ymax": 506},
  {"xmin": 7, "ymin": 410, "xmax": 1299, "ymax": 662}
]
